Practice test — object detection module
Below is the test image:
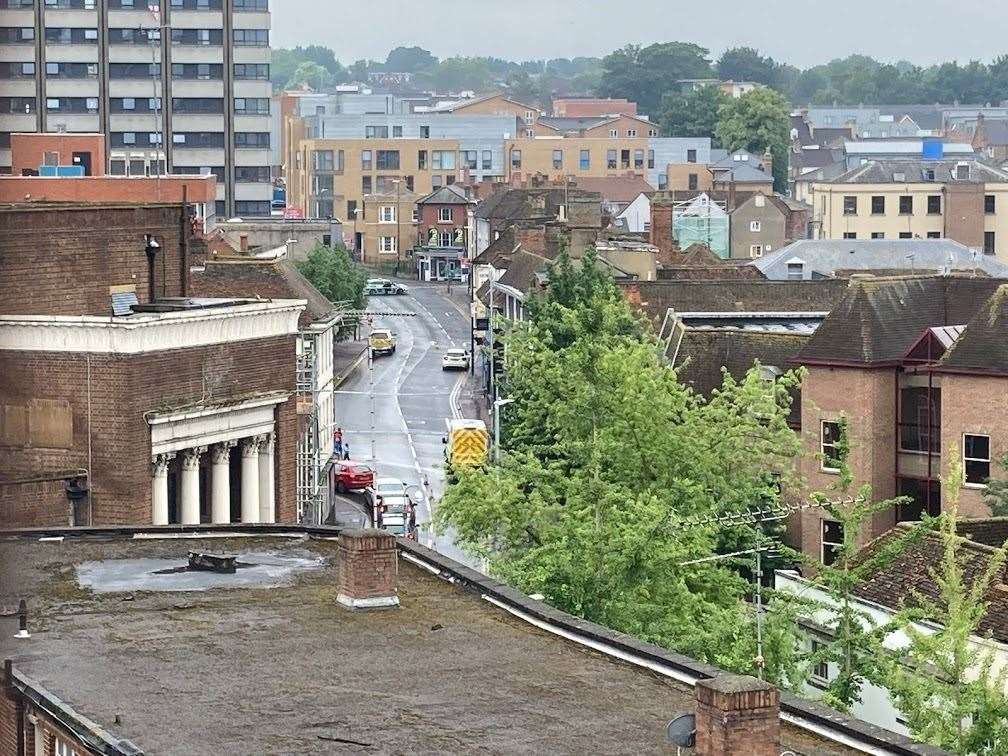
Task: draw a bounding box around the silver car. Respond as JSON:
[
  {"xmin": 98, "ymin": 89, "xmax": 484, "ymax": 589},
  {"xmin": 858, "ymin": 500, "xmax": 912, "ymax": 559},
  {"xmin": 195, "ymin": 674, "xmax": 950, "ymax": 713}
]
[{"xmin": 441, "ymin": 348, "xmax": 470, "ymax": 370}]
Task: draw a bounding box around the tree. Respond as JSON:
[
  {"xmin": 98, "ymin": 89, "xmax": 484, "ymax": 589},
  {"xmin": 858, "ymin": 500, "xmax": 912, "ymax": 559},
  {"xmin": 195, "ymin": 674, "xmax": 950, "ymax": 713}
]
[
  {"xmin": 715, "ymin": 88, "xmax": 791, "ymax": 191},
  {"xmin": 598, "ymin": 42, "xmax": 712, "ymax": 113},
  {"xmin": 384, "ymin": 46, "xmax": 438, "ymax": 73},
  {"xmin": 285, "ymin": 61, "xmax": 332, "ymax": 92},
  {"xmin": 295, "ymin": 242, "xmax": 367, "ymax": 309},
  {"xmin": 438, "ymin": 250, "xmax": 805, "ymax": 683},
  {"xmin": 272, "ymin": 45, "xmax": 346, "ymax": 89},
  {"xmin": 658, "ymin": 85, "xmax": 728, "ymax": 141},
  {"xmin": 983, "ymin": 453, "xmax": 1008, "ymax": 516},
  {"xmin": 885, "ymin": 465, "xmax": 1008, "ymax": 755},
  {"xmin": 800, "ymin": 418, "xmax": 923, "ymax": 712},
  {"xmin": 716, "ymin": 47, "xmax": 778, "ymax": 86}
]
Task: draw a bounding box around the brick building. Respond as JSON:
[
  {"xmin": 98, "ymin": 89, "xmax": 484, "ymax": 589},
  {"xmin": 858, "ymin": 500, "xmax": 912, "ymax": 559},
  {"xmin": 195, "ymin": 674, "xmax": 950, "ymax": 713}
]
[
  {"xmin": 0, "ymin": 202, "xmax": 304, "ymax": 527},
  {"xmin": 413, "ymin": 184, "xmax": 474, "ymax": 280},
  {"xmin": 794, "ymin": 275, "xmax": 1008, "ymax": 562}
]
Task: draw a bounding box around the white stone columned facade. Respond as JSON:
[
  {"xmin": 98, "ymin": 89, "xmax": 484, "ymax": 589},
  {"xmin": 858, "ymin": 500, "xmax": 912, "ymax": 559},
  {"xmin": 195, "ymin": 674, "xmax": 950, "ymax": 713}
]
[{"xmin": 147, "ymin": 392, "xmax": 290, "ymax": 526}]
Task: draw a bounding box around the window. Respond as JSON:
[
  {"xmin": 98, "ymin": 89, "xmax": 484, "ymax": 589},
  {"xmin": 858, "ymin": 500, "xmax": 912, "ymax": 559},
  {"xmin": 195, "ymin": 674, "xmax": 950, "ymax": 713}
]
[
  {"xmin": 899, "ymin": 195, "xmax": 913, "ymax": 214},
  {"xmin": 927, "ymin": 195, "xmax": 942, "ymax": 214},
  {"xmin": 439, "ymin": 230, "xmax": 452, "ymax": 247},
  {"xmin": 927, "ymin": 231, "xmax": 941, "ymax": 239},
  {"xmin": 431, "ymin": 175, "xmax": 442, "ymax": 188},
  {"xmin": 634, "ymin": 149, "xmax": 644, "ymax": 169},
  {"xmin": 376, "ymin": 150, "xmax": 399, "ymax": 170},
  {"xmin": 361, "ymin": 176, "xmax": 372, "ymax": 194},
  {"xmin": 438, "ymin": 206, "xmax": 452, "ymax": 223},
  {"xmin": 171, "ymin": 28, "xmax": 222, "ymax": 45},
  {"xmin": 232, "ymin": 28, "xmax": 268, "ymax": 46},
  {"xmin": 986, "ymin": 194, "xmax": 996, "ymax": 214},
  {"xmin": 171, "ymin": 63, "xmax": 222, "ymax": 80},
  {"xmin": 365, "ymin": 125, "xmax": 389, "ymax": 139},
  {"xmin": 360, "ymin": 150, "xmax": 372, "ymax": 171},
  {"xmin": 54, "ymin": 736, "xmax": 75, "ymax": 756},
  {"xmin": 173, "ymin": 97, "xmax": 224, "ymax": 114},
  {"xmin": 648, "ymin": 128, "xmax": 657, "ymax": 137},
  {"xmin": 606, "ymin": 149, "xmax": 617, "ymax": 169},
  {"xmin": 379, "ymin": 236, "xmax": 397, "ymax": 253},
  {"xmin": 657, "ymin": 174, "xmax": 668, "ymax": 190},
  {"xmin": 821, "ymin": 520, "xmax": 844, "ymax": 566},
  {"xmin": 821, "ymin": 420, "xmax": 844, "ymax": 472},
  {"xmin": 810, "ymin": 639, "xmax": 830, "ymax": 684},
  {"xmin": 687, "ymin": 149, "xmax": 697, "ymax": 163},
  {"xmin": 749, "ymin": 220, "xmax": 761, "ymax": 232},
  {"xmin": 234, "ymin": 200, "xmax": 271, "ymax": 217},
  {"xmin": 462, "ymin": 150, "xmax": 478, "ymax": 170},
  {"xmin": 749, "ymin": 245, "xmax": 763, "ymax": 258},
  {"xmin": 419, "ymin": 125, "xmax": 429, "ymax": 139},
  {"xmin": 964, "ymin": 434, "xmax": 991, "ymax": 486},
  {"xmin": 843, "ymin": 195, "xmax": 857, "ymax": 215},
  {"xmin": 899, "ymin": 386, "xmax": 940, "ymax": 453},
  {"xmin": 375, "ymin": 176, "xmax": 399, "ymax": 193},
  {"xmin": 234, "ymin": 0, "xmax": 268, "ymax": 8},
  {"xmin": 687, "ymin": 173, "xmax": 698, "ymax": 191},
  {"xmin": 525, "ymin": 128, "xmax": 534, "ymax": 138},
  {"xmin": 609, "ymin": 128, "xmax": 617, "ymax": 138},
  {"xmin": 985, "ymin": 231, "xmax": 996, "ymax": 255},
  {"xmin": 411, "ymin": 207, "xmax": 419, "ymax": 222},
  {"xmin": 392, "ymin": 125, "xmax": 402, "ymax": 138},
  {"xmin": 346, "ymin": 200, "xmax": 357, "ymax": 218},
  {"xmin": 620, "ymin": 149, "xmax": 630, "ymax": 169},
  {"xmin": 432, "ymin": 150, "xmax": 455, "ymax": 170},
  {"xmin": 311, "ymin": 150, "xmax": 334, "ymax": 171},
  {"xmin": 234, "ymin": 63, "xmax": 269, "ymax": 80},
  {"xmin": 0, "ymin": 27, "xmax": 33, "ymax": 43},
  {"xmin": 234, "ymin": 132, "xmax": 269, "ymax": 148},
  {"xmin": 548, "ymin": 149, "xmax": 563, "ymax": 170},
  {"xmin": 234, "ymin": 97, "xmax": 269, "ymax": 114},
  {"xmin": 110, "ymin": 159, "xmax": 126, "ymax": 176},
  {"xmin": 899, "ymin": 232, "xmax": 913, "ymax": 239},
  {"xmin": 647, "ymin": 149, "xmax": 655, "ymax": 169},
  {"xmin": 579, "ymin": 149, "xmax": 590, "ymax": 170},
  {"xmin": 786, "ymin": 261, "xmax": 804, "ymax": 280},
  {"xmin": 404, "ymin": 175, "xmax": 413, "ymax": 191},
  {"xmin": 235, "ymin": 166, "xmax": 270, "ymax": 183},
  {"xmin": 524, "ymin": 110, "xmax": 534, "ymax": 124},
  {"xmin": 627, "ymin": 128, "xmax": 637, "ymax": 137},
  {"xmin": 379, "ymin": 206, "xmax": 396, "ymax": 223},
  {"xmin": 871, "ymin": 195, "xmax": 885, "ymax": 215},
  {"xmin": 310, "ymin": 173, "xmax": 333, "ymax": 195},
  {"xmin": 843, "ymin": 232, "xmax": 857, "ymax": 240},
  {"xmin": 510, "ymin": 149, "xmax": 521, "ymax": 169}
]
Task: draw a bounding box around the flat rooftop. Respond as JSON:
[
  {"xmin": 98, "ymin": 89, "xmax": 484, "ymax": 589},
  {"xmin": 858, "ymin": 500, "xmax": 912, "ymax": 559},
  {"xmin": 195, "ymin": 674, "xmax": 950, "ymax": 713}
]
[{"xmin": 0, "ymin": 534, "xmax": 876, "ymax": 754}]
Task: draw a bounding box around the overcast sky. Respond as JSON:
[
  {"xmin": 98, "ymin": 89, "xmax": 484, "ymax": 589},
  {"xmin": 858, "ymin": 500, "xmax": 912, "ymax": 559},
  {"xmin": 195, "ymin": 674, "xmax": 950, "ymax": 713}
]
[{"xmin": 273, "ymin": 0, "xmax": 1007, "ymax": 68}]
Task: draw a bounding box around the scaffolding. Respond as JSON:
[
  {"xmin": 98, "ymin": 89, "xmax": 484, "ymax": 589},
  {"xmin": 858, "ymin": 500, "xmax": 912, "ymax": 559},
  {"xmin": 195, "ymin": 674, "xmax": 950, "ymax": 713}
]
[
  {"xmin": 672, "ymin": 193, "xmax": 730, "ymax": 259},
  {"xmin": 296, "ymin": 334, "xmax": 324, "ymax": 525}
]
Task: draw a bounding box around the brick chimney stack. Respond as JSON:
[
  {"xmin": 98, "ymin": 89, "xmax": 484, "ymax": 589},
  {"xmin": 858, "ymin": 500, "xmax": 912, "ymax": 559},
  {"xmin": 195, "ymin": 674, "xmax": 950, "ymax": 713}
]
[
  {"xmin": 694, "ymin": 674, "xmax": 780, "ymax": 756},
  {"xmin": 649, "ymin": 200, "xmax": 675, "ymax": 255},
  {"xmin": 336, "ymin": 529, "xmax": 399, "ymax": 610}
]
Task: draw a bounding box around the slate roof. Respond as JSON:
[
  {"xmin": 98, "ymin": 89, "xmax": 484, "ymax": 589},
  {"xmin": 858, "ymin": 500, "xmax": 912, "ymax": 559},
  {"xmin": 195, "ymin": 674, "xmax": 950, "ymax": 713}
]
[
  {"xmin": 851, "ymin": 525, "xmax": 1008, "ymax": 644},
  {"xmin": 538, "ymin": 116, "xmax": 611, "ymax": 131},
  {"xmin": 472, "ymin": 227, "xmax": 519, "ymax": 266},
  {"xmin": 828, "ymin": 158, "xmax": 1008, "ymax": 184},
  {"xmin": 977, "ymin": 118, "xmax": 1008, "ymax": 146},
  {"xmin": 496, "ymin": 248, "xmax": 552, "ymax": 295},
  {"xmin": 938, "ymin": 284, "xmax": 1008, "ymax": 374},
  {"xmin": 416, "ymin": 184, "xmax": 472, "ymax": 205},
  {"xmin": 190, "ymin": 257, "xmax": 337, "ymax": 329},
  {"xmin": 795, "ymin": 276, "xmax": 1007, "ymax": 366},
  {"xmin": 753, "ymin": 239, "xmax": 1008, "ymax": 280},
  {"xmin": 473, "ymin": 187, "xmax": 601, "ymax": 222},
  {"xmin": 623, "ymin": 279, "xmax": 848, "ymax": 326}
]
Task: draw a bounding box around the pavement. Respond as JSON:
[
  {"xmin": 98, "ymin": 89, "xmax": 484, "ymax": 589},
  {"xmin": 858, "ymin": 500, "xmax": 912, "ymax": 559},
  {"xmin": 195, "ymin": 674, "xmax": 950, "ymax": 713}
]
[{"xmin": 329, "ymin": 280, "xmax": 483, "ymax": 568}]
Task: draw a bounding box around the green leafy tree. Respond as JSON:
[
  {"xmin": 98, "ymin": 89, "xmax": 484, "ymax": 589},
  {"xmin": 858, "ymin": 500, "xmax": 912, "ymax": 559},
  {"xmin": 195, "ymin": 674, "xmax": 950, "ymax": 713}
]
[
  {"xmin": 886, "ymin": 464, "xmax": 1008, "ymax": 755},
  {"xmin": 439, "ymin": 249, "xmax": 804, "ymax": 683},
  {"xmin": 658, "ymin": 85, "xmax": 728, "ymax": 141},
  {"xmin": 983, "ymin": 454, "xmax": 1008, "ymax": 516},
  {"xmin": 295, "ymin": 242, "xmax": 367, "ymax": 309},
  {"xmin": 285, "ymin": 61, "xmax": 332, "ymax": 91},
  {"xmin": 799, "ymin": 418, "xmax": 921, "ymax": 712},
  {"xmin": 598, "ymin": 42, "xmax": 713, "ymax": 113},
  {"xmin": 716, "ymin": 47, "xmax": 779, "ymax": 86},
  {"xmin": 272, "ymin": 45, "xmax": 346, "ymax": 89},
  {"xmin": 384, "ymin": 46, "xmax": 438, "ymax": 73},
  {"xmin": 715, "ymin": 88, "xmax": 791, "ymax": 191}
]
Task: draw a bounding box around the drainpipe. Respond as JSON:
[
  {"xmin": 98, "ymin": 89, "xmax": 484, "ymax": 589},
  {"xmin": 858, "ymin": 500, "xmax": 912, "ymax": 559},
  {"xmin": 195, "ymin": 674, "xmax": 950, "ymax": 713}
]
[{"xmin": 180, "ymin": 184, "xmax": 189, "ymax": 296}]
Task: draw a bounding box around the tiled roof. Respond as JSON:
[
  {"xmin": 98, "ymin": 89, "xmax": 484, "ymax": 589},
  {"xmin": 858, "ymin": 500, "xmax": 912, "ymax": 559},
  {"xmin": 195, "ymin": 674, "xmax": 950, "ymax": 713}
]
[
  {"xmin": 852, "ymin": 525, "xmax": 1008, "ymax": 644},
  {"xmin": 473, "ymin": 187, "xmax": 601, "ymax": 223},
  {"xmin": 496, "ymin": 249, "xmax": 551, "ymax": 294},
  {"xmin": 416, "ymin": 184, "xmax": 471, "ymax": 205},
  {"xmin": 472, "ymin": 228, "xmax": 519, "ymax": 266},
  {"xmin": 938, "ymin": 284, "xmax": 1008, "ymax": 373},
  {"xmin": 795, "ymin": 276, "xmax": 1007, "ymax": 365},
  {"xmin": 827, "ymin": 158, "xmax": 1008, "ymax": 184},
  {"xmin": 191, "ymin": 257, "xmax": 337, "ymax": 329}
]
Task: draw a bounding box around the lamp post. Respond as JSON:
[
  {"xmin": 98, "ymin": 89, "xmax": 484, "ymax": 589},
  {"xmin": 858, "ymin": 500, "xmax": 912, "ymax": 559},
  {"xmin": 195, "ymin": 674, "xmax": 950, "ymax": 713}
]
[{"xmin": 493, "ymin": 397, "xmax": 513, "ymax": 463}]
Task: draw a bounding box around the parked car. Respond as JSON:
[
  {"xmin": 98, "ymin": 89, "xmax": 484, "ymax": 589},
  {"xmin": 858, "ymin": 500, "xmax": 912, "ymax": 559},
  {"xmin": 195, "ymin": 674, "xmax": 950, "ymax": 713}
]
[
  {"xmin": 369, "ymin": 328, "xmax": 396, "ymax": 356},
  {"xmin": 366, "ymin": 477, "xmax": 409, "ymax": 515},
  {"xmin": 441, "ymin": 348, "xmax": 470, "ymax": 370},
  {"xmin": 332, "ymin": 459, "xmax": 374, "ymax": 493},
  {"xmin": 364, "ymin": 278, "xmax": 409, "ymax": 296}
]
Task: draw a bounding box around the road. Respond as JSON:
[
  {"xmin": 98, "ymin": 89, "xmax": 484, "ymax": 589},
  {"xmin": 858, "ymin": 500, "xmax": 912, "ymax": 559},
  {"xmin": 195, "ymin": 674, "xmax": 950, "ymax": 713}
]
[{"xmin": 331, "ymin": 281, "xmax": 480, "ymax": 568}]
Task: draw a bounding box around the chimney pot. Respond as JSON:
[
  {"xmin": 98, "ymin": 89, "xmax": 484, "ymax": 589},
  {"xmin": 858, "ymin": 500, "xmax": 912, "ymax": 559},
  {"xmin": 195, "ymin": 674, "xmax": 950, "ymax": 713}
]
[
  {"xmin": 336, "ymin": 528, "xmax": 400, "ymax": 610},
  {"xmin": 694, "ymin": 674, "xmax": 779, "ymax": 756}
]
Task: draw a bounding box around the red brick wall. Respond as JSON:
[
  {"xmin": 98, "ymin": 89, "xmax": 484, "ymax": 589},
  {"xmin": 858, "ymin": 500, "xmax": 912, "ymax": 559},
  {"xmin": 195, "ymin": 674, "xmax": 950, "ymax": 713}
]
[
  {"xmin": 945, "ymin": 183, "xmax": 985, "ymax": 249},
  {"xmin": 695, "ymin": 676, "xmax": 780, "ymax": 756},
  {"xmin": 0, "ymin": 335, "xmax": 297, "ymax": 526},
  {"xmin": 799, "ymin": 365, "xmax": 898, "ymax": 561},
  {"xmin": 0, "ymin": 203, "xmax": 205, "ymax": 316},
  {"xmin": 11, "ymin": 133, "xmax": 106, "ymax": 176},
  {"xmin": 513, "ymin": 226, "xmax": 547, "ymax": 256},
  {"xmin": 649, "ymin": 202, "xmax": 675, "ymax": 254},
  {"xmin": 0, "ymin": 176, "xmax": 217, "ymax": 205},
  {"xmin": 0, "ymin": 688, "xmax": 18, "ymax": 756}
]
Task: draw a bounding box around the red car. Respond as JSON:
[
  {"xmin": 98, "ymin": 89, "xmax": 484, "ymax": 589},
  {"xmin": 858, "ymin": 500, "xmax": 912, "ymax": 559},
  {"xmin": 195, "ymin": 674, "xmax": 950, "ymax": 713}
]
[{"xmin": 332, "ymin": 460, "xmax": 374, "ymax": 493}]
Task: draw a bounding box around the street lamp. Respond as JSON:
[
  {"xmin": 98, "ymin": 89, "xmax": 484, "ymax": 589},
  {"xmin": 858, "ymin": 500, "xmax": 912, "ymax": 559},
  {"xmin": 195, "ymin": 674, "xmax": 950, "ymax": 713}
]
[{"xmin": 493, "ymin": 397, "xmax": 513, "ymax": 463}]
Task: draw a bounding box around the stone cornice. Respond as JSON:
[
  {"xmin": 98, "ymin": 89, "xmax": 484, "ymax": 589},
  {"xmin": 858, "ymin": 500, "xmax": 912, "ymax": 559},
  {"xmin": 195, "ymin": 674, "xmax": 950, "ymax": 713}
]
[{"xmin": 0, "ymin": 300, "xmax": 306, "ymax": 354}]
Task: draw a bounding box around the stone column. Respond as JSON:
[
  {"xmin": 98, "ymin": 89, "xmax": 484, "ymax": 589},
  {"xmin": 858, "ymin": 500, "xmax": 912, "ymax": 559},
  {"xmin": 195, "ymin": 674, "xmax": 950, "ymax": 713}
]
[
  {"xmin": 240, "ymin": 436, "xmax": 263, "ymax": 524},
  {"xmin": 258, "ymin": 433, "xmax": 275, "ymax": 524},
  {"xmin": 210, "ymin": 441, "xmax": 236, "ymax": 524},
  {"xmin": 179, "ymin": 446, "xmax": 206, "ymax": 526},
  {"xmin": 151, "ymin": 453, "xmax": 175, "ymax": 525}
]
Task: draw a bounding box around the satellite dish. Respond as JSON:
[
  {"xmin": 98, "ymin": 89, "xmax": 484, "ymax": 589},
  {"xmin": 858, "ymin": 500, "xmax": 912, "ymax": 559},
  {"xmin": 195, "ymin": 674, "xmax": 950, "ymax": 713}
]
[{"xmin": 666, "ymin": 712, "xmax": 696, "ymax": 748}]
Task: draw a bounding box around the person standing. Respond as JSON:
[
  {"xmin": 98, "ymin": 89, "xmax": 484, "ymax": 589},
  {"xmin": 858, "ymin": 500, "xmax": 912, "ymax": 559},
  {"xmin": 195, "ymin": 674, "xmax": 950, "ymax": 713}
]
[{"xmin": 333, "ymin": 427, "xmax": 343, "ymax": 458}]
